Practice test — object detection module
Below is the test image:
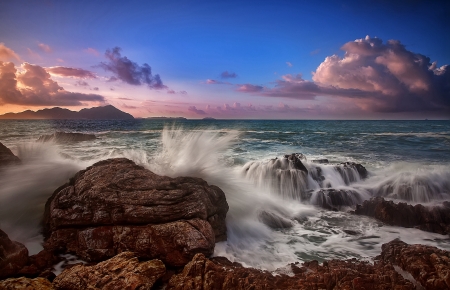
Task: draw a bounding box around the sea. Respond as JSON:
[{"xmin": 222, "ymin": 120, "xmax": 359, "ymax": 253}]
[{"xmin": 0, "ymin": 119, "xmax": 449, "ymax": 271}]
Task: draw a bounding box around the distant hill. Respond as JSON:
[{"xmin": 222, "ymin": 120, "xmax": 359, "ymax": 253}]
[
  {"xmin": 0, "ymin": 105, "xmax": 134, "ymax": 120},
  {"xmin": 146, "ymin": 117, "xmax": 187, "ymax": 120}
]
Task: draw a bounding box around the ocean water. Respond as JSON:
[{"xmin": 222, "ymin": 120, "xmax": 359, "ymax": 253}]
[{"xmin": 1, "ymin": 119, "xmax": 449, "ymax": 270}]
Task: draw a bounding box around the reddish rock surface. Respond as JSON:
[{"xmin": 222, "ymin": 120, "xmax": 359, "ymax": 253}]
[
  {"xmin": 18, "ymin": 249, "xmax": 61, "ymax": 279},
  {"xmin": 53, "ymin": 251, "xmax": 165, "ymax": 290},
  {"xmin": 43, "ymin": 158, "xmax": 228, "ymax": 266},
  {"xmin": 0, "ymin": 142, "xmax": 21, "ymax": 167},
  {"xmin": 354, "ymin": 197, "xmax": 450, "ymax": 235},
  {"xmin": 378, "ymin": 239, "xmax": 450, "ymax": 290},
  {"xmin": 0, "ymin": 277, "xmax": 53, "ymax": 290},
  {"xmin": 0, "ymin": 229, "xmax": 28, "ymax": 279},
  {"xmin": 167, "ymin": 253, "xmax": 414, "ymax": 290}
]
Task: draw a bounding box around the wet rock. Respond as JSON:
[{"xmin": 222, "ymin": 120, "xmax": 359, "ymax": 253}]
[
  {"xmin": 167, "ymin": 252, "xmax": 414, "ymax": 290},
  {"xmin": 258, "ymin": 210, "xmax": 293, "ymax": 229},
  {"xmin": 0, "ymin": 142, "xmax": 21, "ymax": 167},
  {"xmin": 36, "ymin": 132, "xmax": 97, "ymax": 143},
  {"xmin": 0, "ymin": 277, "xmax": 53, "ymax": 290},
  {"xmin": 354, "ymin": 197, "xmax": 450, "ymax": 235},
  {"xmin": 0, "ymin": 229, "xmax": 28, "ymax": 279},
  {"xmin": 335, "ymin": 162, "xmax": 368, "ymax": 182},
  {"xmin": 18, "ymin": 249, "xmax": 61, "ymax": 279},
  {"xmin": 43, "ymin": 158, "xmax": 228, "ymax": 266},
  {"xmin": 378, "ymin": 239, "xmax": 450, "ymax": 290},
  {"xmin": 284, "ymin": 153, "xmax": 308, "ymax": 173},
  {"xmin": 343, "ymin": 229, "xmax": 360, "ymax": 235},
  {"xmin": 53, "ymin": 251, "xmax": 165, "ymax": 290},
  {"xmin": 312, "ymin": 188, "xmax": 363, "ymax": 210},
  {"xmin": 312, "ymin": 158, "xmax": 329, "ymax": 164}
]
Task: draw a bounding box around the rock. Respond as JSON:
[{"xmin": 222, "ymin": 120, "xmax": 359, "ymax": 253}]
[
  {"xmin": 53, "ymin": 252, "xmax": 165, "ymax": 290},
  {"xmin": 284, "ymin": 153, "xmax": 308, "ymax": 173},
  {"xmin": 36, "ymin": 132, "xmax": 97, "ymax": 143},
  {"xmin": 378, "ymin": 239, "xmax": 450, "ymax": 290},
  {"xmin": 43, "ymin": 158, "xmax": 228, "ymax": 266},
  {"xmin": 0, "ymin": 277, "xmax": 53, "ymax": 290},
  {"xmin": 354, "ymin": 197, "xmax": 450, "ymax": 235},
  {"xmin": 312, "ymin": 188, "xmax": 363, "ymax": 210},
  {"xmin": 0, "ymin": 229, "xmax": 29, "ymax": 279},
  {"xmin": 18, "ymin": 249, "xmax": 61, "ymax": 278},
  {"xmin": 167, "ymin": 253, "xmax": 414, "ymax": 290},
  {"xmin": 258, "ymin": 210, "xmax": 293, "ymax": 229},
  {"xmin": 0, "ymin": 142, "xmax": 21, "ymax": 167},
  {"xmin": 312, "ymin": 158, "xmax": 329, "ymax": 164},
  {"xmin": 335, "ymin": 162, "xmax": 368, "ymax": 183}
]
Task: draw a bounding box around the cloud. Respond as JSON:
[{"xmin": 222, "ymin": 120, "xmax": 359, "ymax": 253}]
[
  {"xmin": 286, "ymin": 62, "xmax": 293, "ymax": 67},
  {"xmin": 46, "ymin": 66, "xmax": 97, "ymax": 79},
  {"xmin": 27, "ymin": 48, "xmax": 41, "ymax": 60},
  {"xmin": 38, "ymin": 42, "xmax": 52, "ymax": 53},
  {"xmin": 204, "ymin": 79, "xmax": 231, "ymax": 85},
  {"xmin": 167, "ymin": 89, "xmax": 176, "ymax": 94},
  {"xmin": 238, "ymin": 36, "xmax": 450, "ymax": 114},
  {"xmin": 221, "ymin": 71, "xmax": 237, "ymax": 78},
  {"xmin": 0, "ymin": 61, "xmax": 105, "ymax": 106},
  {"xmin": 99, "ymin": 47, "xmax": 166, "ymax": 89},
  {"xmin": 75, "ymin": 80, "xmax": 89, "ymax": 87},
  {"xmin": 188, "ymin": 106, "xmax": 206, "ymax": 115},
  {"xmin": 0, "ymin": 43, "xmax": 20, "ymax": 61},
  {"xmin": 236, "ymin": 84, "xmax": 264, "ymax": 92},
  {"xmin": 84, "ymin": 47, "xmax": 100, "ymax": 56}
]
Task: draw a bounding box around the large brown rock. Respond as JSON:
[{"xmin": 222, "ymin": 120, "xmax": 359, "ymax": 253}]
[
  {"xmin": 43, "ymin": 158, "xmax": 228, "ymax": 266},
  {"xmin": 53, "ymin": 251, "xmax": 165, "ymax": 290},
  {"xmin": 378, "ymin": 239, "xmax": 450, "ymax": 290},
  {"xmin": 167, "ymin": 253, "xmax": 414, "ymax": 290},
  {"xmin": 0, "ymin": 277, "xmax": 53, "ymax": 290},
  {"xmin": 0, "ymin": 142, "xmax": 21, "ymax": 167},
  {"xmin": 354, "ymin": 197, "xmax": 450, "ymax": 235},
  {"xmin": 0, "ymin": 229, "xmax": 29, "ymax": 279}
]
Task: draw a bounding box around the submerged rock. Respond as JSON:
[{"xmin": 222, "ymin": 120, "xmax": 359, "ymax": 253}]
[
  {"xmin": 258, "ymin": 210, "xmax": 293, "ymax": 229},
  {"xmin": 167, "ymin": 252, "xmax": 414, "ymax": 290},
  {"xmin": 53, "ymin": 252, "xmax": 165, "ymax": 290},
  {"xmin": 312, "ymin": 188, "xmax": 364, "ymax": 211},
  {"xmin": 43, "ymin": 158, "xmax": 228, "ymax": 266},
  {"xmin": 36, "ymin": 132, "xmax": 97, "ymax": 143},
  {"xmin": 0, "ymin": 229, "xmax": 29, "ymax": 279},
  {"xmin": 378, "ymin": 239, "xmax": 450, "ymax": 290},
  {"xmin": 0, "ymin": 142, "xmax": 21, "ymax": 167},
  {"xmin": 354, "ymin": 197, "xmax": 450, "ymax": 235}
]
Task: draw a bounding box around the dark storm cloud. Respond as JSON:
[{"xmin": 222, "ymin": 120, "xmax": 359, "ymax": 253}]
[{"xmin": 99, "ymin": 47, "xmax": 166, "ymax": 89}]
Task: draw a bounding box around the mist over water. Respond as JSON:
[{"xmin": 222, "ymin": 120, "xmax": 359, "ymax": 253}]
[{"xmin": 0, "ymin": 119, "xmax": 449, "ymax": 268}]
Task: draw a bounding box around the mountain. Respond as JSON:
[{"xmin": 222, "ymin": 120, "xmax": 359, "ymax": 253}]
[{"xmin": 0, "ymin": 105, "xmax": 134, "ymax": 120}]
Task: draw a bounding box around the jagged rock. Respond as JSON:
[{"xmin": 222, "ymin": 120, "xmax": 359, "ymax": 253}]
[
  {"xmin": 0, "ymin": 229, "xmax": 28, "ymax": 279},
  {"xmin": 167, "ymin": 252, "xmax": 414, "ymax": 290},
  {"xmin": 312, "ymin": 188, "xmax": 363, "ymax": 210},
  {"xmin": 378, "ymin": 239, "xmax": 450, "ymax": 290},
  {"xmin": 284, "ymin": 153, "xmax": 308, "ymax": 173},
  {"xmin": 0, "ymin": 142, "xmax": 21, "ymax": 167},
  {"xmin": 43, "ymin": 158, "xmax": 228, "ymax": 266},
  {"xmin": 258, "ymin": 210, "xmax": 293, "ymax": 229},
  {"xmin": 0, "ymin": 277, "xmax": 53, "ymax": 290},
  {"xmin": 354, "ymin": 197, "xmax": 450, "ymax": 235},
  {"xmin": 36, "ymin": 132, "xmax": 96, "ymax": 143},
  {"xmin": 53, "ymin": 252, "xmax": 165, "ymax": 290},
  {"xmin": 18, "ymin": 249, "xmax": 61, "ymax": 279}
]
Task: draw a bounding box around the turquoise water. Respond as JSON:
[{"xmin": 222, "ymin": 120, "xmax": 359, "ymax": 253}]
[{"xmin": 1, "ymin": 119, "xmax": 449, "ymax": 270}]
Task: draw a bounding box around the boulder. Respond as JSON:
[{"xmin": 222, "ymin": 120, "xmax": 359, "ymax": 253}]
[
  {"xmin": 258, "ymin": 210, "xmax": 293, "ymax": 229},
  {"xmin": 312, "ymin": 188, "xmax": 363, "ymax": 210},
  {"xmin": 43, "ymin": 158, "xmax": 228, "ymax": 266},
  {"xmin": 36, "ymin": 132, "xmax": 97, "ymax": 143},
  {"xmin": 53, "ymin": 252, "xmax": 165, "ymax": 290},
  {"xmin": 167, "ymin": 252, "xmax": 414, "ymax": 290},
  {"xmin": 0, "ymin": 229, "xmax": 29, "ymax": 279},
  {"xmin": 0, "ymin": 142, "xmax": 21, "ymax": 167},
  {"xmin": 284, "ymin": 153, "xmax": 308, "ymax": 173},
  {"xmin": 378, "ymin": 239, "xmax": 450, "ymax": 290},
  {"xmin": 0, "ymin": 277, "xmax": 53, "ymax": 290},
  {"xmin": 18, "ymin": 249, "xmax": 61, "ymax": 279},
  {"xmin": 354, "ymin": 197, "xmax": 450, "ymax": 235}
]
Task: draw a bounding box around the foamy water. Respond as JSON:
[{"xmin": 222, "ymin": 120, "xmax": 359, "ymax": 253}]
[{"xmin": 0, "ymin": 119, "xmax": 449, "ymax": 269}]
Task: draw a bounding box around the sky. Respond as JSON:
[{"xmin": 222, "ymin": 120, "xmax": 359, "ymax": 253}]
[{"xmin": 0, "ymin": 0, "xmax": 449, "ymax": 119}]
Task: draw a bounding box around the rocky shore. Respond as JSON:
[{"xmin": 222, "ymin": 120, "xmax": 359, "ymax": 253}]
[{"xmin": 1, "ymin": 144, "xmax": 450, "ymax": 289}]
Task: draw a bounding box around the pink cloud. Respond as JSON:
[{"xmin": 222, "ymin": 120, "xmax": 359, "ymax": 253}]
[
  {"xmin": 204, "ymin": 79, "xmax": 231, "ymax": 85},
  {"xmin": 46, "ymin": 66, "xmax": 97, "ymax": 79},
  {"xmin": 84, "ymin": 47, "xmax": 100, "ymax": 56},
  {"xmin": 38, "ymin": 42, "xmax": 52, "ymax": 53},
  {"xmin": 188, "ymin": 106, "xmax": 206, "ymax": 115},
  {"xmin": 0, "ymin": 43, "xmax": 20, "ymax": 61},
  {"xmin": 0, "ymin": 61, "xmax": 105, "ymax": 106},
  {"xmin": 238, "ymin": 36, "xmax": 450, "ymax": 113}
]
